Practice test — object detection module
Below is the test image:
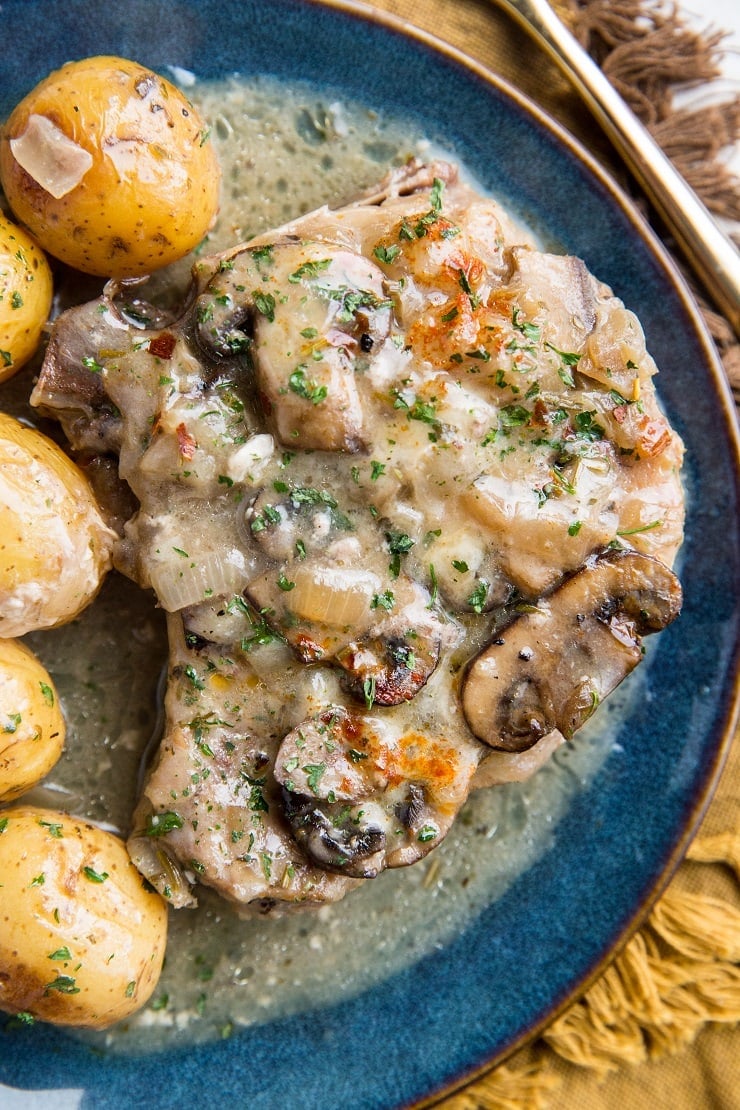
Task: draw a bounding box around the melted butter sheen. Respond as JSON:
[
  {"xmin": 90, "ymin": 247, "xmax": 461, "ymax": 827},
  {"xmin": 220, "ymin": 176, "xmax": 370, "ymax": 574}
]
[{"xmin": 10, "ymin": 76, "xmax": 643, "ymax": 1052}]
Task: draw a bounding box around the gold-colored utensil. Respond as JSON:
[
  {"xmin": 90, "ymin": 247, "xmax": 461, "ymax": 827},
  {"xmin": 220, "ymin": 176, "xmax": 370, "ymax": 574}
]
[{"xmin": 491, "ymin": 0, "xmax": 740, "ymax": 338}]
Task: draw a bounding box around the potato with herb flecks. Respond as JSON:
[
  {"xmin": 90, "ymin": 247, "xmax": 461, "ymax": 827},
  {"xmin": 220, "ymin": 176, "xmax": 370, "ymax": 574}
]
[
  {"xmin": 0, "ymin": 413, "xmax": 116, "ymax": 637},
  {"xmin": 0, "ymin": 214, "xmax": 53, "ymax": 381},
  {"xmin": 0, "ymin": 55, "xmax": 220, "ymax": 277},
  {"xmin": 0, "ymin": 639, "xmax": 64, "ymax": 802},
  {"xmin": 0, "ymin": 807, "xmax": 168, "ymax": 1028}
]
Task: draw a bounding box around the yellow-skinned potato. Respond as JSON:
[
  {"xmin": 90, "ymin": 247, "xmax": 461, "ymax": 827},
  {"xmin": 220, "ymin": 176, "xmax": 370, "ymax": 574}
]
[
  {"xmin": 0, "ymin": 215, "xmax": 53, "ymax": 381},
  {"xmin": 0, "ymin": 640, "xmax": 64, "ymax": 802},
  {"xmin": 0, "ymin": 56, "xmax": 220, "ymax": 277},
  {"xmin": 0, "ymin": 413, "xmax": 116, "ymax": 637},
  {"xmin": 0, "ymin": 807, "xmax": 168, "ymax": 1027}
]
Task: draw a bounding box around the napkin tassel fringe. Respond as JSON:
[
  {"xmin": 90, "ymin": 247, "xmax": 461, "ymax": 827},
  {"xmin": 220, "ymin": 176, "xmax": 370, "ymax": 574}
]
[
  {"xmin": 456, "ymin": 836, "xmax": 740, "ymax": 1108},
  {"xmin": 540, "ymin": 834, "xmax": 740, "ymax": 1077},
  {"xmin": 566, "ymin": 0, "xmax": 740, "ymax": 399}
]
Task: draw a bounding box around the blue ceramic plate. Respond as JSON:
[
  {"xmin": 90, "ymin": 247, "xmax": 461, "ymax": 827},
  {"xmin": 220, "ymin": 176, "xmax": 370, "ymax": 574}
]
[{"xmin": 1, "ymin": 1, "xmax": 739, "ymax": 1106}]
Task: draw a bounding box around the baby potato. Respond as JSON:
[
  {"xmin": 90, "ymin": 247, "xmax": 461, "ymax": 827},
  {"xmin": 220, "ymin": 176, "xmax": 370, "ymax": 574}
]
[
  {"xmin": 0, "ymin": 214, "xmax": 53, "ymax": 382},
  {"xmin": 0, "ymin": 413, "xmax": 116, "ymax": 637},
  {"xmin": 0, "ymin": 807, "xmax": 168, "ymax": 1028},
  {"xmin": 0, "ymin": 639, "xmax": 64, "ymax": 802},
  {"xmin": 0, "ymin": 55, "xmax": 220, "ymax": 277}
]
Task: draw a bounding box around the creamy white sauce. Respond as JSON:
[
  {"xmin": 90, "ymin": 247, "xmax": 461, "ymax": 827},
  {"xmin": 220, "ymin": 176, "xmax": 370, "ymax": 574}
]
[{"xmin": 8, "ymin": 74, "xmax": 659, "ymax": 1052}]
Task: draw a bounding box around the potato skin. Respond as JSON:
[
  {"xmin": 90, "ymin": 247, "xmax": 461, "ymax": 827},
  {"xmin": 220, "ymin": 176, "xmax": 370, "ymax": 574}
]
[
  {"xmin": 0, "ymin": 55, "xmax": 220, "ymax": 277},
  {"xmin": 0, "ymin": 640, "xmax": 64, "ymax": 802},
  {"xmin": 0, "ymin": 413, "xmax": 116, "ymax": 637},
  {"xmin": 0, "ymin": 214, "xmax": 53, "ymax": 382},
  {"xmin": 0, "ymin": 807, "xmax": 168, "ymax": 1027}
]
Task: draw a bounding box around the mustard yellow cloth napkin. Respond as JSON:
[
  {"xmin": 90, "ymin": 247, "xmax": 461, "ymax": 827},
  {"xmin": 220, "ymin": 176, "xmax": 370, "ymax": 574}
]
[{"xmin": 357, "ymin": 2, "xmax": 740, "ymax": 1106}]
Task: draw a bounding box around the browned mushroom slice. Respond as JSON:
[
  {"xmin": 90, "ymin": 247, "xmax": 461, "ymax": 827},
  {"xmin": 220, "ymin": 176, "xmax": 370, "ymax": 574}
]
[
  {"xmin": 336, "ymin": 625, "xmax": 441, "ymax": 707},
  {"xmin": 462, "ymin": 549, "xmax": 682, "ymax": 752},
  {"xmin": 274, "ymin": 707, "xmax": 387, "ymax": 878},
  {"xmin": 347, "ymin": 156, "xmax": 459, "ymax": 206},
  {"xmin": 274, "ymin": 706, "xmax": 479, "ymax": 877}
]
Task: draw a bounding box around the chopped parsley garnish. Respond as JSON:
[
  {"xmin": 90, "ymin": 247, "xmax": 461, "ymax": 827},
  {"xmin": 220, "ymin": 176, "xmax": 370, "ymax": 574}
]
[
  {"xmin": 253, "ymin": 290, "xmax": 276, "ymax": 321},
  {"xmin": 457, "ymin": 268, "xmax": 480, "ymax": 309},
  {"xmin": 467, "ymin": 581, "xmax": 489, "ymax": 614},
  {"xmin": 48, "ymin": 947, "xmax": 71, "ymax": 961},
  {"xmin": 288, "ymin": 367, "xmax": 328, "ymax": 405},
  {"xmin": 373, "ymin": 244, "xmax": 400, "ymax": 264},
  {"xmin": 573, "ymin": 410, "xmax": 604, "ymax": 440},
  {"xmin": 545, "ymin": 341, "xmax": 582, "ymax": 367},
  {"xmin": 146, "ymin": 811, "xmax": 184, "ymax": 837},
  {"xmin": 385, "ymin": 531, "xmax": 415, "ymax": 577},
  {"xmin": 303, "ymin": 763, "xmax": 327, "ymax": 793},
  {"xmin": 288, "ymin": 258, "xmax": 332, "ymax": 283},
  {"xmin": 83, "ymin": 866, "xmax": 109, "ymax": 883},
  {"xmin": 240, "ymin": 604, "xmax": 285, "ymax": 651},
  {"xmin": 512, "ymin": 308, "xmax": 541, "ymax": 342},
  {"xmin": 499, "ymin": 404, "xmax": 530, "ymax": 428},
  {"xmin": 314, "ymin": 283, "xmax": 392, "ymax": 324},
  {"xmin": 363, "ymin": 675, "xmax": 377, "ymax": 710},
  {"xmin": 250, "ymin": 244, "xmax": 274, "ymax": 269},
  {"xmin": 45, "ymin": 975, "xmax": 80, "ymax": 995},
  {"xmin": 616, "ymin": 519, "xmax": 663, "ymax": 536},
  {"xmin": 249, "ymin": 783, "xmax": 269, "ymax": 813},
  {"xmin": 371, "ymin": 590, "xmax": 395, "ymax": 611}
]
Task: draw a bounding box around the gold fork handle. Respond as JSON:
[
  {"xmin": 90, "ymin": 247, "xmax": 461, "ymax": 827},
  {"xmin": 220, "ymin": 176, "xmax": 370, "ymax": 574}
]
[{"xmin": 494, "ymin": 0, "xmax": 740, "ymax": 338}]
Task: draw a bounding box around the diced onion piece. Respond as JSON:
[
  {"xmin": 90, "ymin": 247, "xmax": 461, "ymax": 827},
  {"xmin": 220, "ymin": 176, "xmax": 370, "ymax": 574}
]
[
  {"xmin": 471, "ymin": 729, "xmax": 566, "ymax": 788},
  {"xmin": 127, "ymin": 821, "xmax": 195, "ymax": 909},
  {"xmin": 149, "ymin": 548, "xmax": 250, "ymax": 613},
  {"xmin": 10, "ymin": 114, "xmax": 93, "ymax": 199},
  {"xmin": 288, "ymin": 564, "xmax": 380, "ymax": 628}
]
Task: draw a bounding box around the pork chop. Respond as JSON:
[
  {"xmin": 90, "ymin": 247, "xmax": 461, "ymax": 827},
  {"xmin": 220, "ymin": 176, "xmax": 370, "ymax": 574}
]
[{"xmin": 31, "ymin": 160, "xmax": 684, "ymax": 911}]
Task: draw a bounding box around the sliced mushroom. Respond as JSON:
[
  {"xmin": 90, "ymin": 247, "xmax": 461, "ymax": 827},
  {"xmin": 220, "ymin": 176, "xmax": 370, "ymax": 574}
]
[
  {"xmin": 244, "ymin": 485, "xmax": 352, "ymax": 563},
  {"xmin": 336, "ymin": 622, "xmax": 441, "ymax": 707},
  {"xmin": 31, "ymin": 297, "xmax": 127, "ymax": 455},
  {"xmin": 194, "ymin": 239, "xmax": 392, "ymax": 452},
  {"xmin": 462, "ymin": 549, "xmax": 682, "ymax": 751},
  {"xmin": 274, "ymin": 706, "xmax": 479, "ymax": 877}
]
